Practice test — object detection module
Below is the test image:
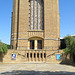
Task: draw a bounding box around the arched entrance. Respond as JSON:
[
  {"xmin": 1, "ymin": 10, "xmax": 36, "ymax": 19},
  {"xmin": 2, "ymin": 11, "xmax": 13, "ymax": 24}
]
[{"xmin": 28, "ymin": 36, "xmax": 44, "ymax": 50}]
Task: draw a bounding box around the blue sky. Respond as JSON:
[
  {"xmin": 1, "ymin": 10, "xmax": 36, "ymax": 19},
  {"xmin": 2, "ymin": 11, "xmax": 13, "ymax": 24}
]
[{"xmin": 0, "ymin": 0, "xmax": 75, "ymax": 44}]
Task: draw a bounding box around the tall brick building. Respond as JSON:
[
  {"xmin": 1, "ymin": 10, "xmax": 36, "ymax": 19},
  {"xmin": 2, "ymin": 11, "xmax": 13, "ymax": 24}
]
[{"xmin": 10, "ymin": 0, "xmax": 60, "ymax": 62}]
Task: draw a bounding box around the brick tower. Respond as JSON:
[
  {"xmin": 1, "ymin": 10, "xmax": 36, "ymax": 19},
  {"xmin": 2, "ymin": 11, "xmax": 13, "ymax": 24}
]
[{"xmin": 10, "ymin": 0, "xmax": 60, "ymax": 62}]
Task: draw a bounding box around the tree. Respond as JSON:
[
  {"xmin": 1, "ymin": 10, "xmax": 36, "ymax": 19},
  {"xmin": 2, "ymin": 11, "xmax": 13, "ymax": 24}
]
[
  {"xmin": 7, "ymin": 45, "xmax": 11, "ymax": 49},
  {"xmin": 0, "ymin": 41, "xmax": 8, "ymax": 53},
  {"xmin": 64, "ymin": 36, "xmax": 75, "ymax": 54},
  {"xmin": 70, "ymin": 38, "xmax": 75, "ymax": 53}
]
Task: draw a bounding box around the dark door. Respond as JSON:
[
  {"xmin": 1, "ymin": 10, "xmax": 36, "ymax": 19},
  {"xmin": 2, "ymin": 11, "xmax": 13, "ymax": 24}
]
[
  {"xmin": 30, "ymin": 40, "xmax": 34, "ymax": 49},
  {"xmin": 73, "ymin": 53, "xmax": 75, "ymax": 63},
  {"xmin": 38, "ymin": 40, "xmax": 42, "ymax": 49}
]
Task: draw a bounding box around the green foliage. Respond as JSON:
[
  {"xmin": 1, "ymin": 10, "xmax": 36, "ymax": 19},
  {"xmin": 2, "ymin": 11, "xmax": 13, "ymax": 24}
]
[
  {"xmin": 7, "ymin": 45, "xmax": 11, "ymax": 49},
  {"xmin": 0, "ymin": 41, "xmax": 8, "ymax": 53},
  {"xmin": 64, "ymin": 36, "xmax": 75, "ymax": 54},
  {"xmin": 63, "ymin": 48, "xmax": 70, "ymax": 54},
  {"xmin": 70, "ymin": 38, "xmax": 75, "ymax": 52}
]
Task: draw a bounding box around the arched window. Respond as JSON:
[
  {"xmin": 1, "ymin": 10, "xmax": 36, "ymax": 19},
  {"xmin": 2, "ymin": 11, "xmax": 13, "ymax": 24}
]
[{"xmin": 29, "ymin": 0, "xmax": 44, "ymax": 30}]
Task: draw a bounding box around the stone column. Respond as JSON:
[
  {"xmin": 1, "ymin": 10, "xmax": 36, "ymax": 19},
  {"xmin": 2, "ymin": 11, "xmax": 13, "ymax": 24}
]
[
  {"xmin": 28, "ymin": 40, "xmax": 30, "ymax": 49},
  {"xmin": 35, "ymin": 40, "xmax": 37, "ymax": 50}
]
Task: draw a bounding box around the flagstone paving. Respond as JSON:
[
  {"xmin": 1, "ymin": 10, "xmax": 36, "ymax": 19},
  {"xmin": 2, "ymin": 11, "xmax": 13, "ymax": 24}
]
[{"xmin": 0, "ymin": 63, "xmax": 75, "ymax": 75}]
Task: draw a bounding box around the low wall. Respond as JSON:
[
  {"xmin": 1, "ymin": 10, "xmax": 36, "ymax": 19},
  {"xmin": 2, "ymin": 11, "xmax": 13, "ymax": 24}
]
[{"xmin": 1, "ymin": 49, "xmax": 63, "ymax": 63}]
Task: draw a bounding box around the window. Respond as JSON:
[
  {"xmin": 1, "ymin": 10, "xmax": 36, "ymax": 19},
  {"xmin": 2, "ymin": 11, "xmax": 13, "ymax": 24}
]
[
  {"xmin": 37, "ymin": 40, "xmax": 42, "ymax": 49},
  {"xmin": 29, "ymin": 0, "xmax": 44, "ymax": 30},
  {"xmin": 30, "ymin": 40, "xmax": 34, "ymax": 49}
]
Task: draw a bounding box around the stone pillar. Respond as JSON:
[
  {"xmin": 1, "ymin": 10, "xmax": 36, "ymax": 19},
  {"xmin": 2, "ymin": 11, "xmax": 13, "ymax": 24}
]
[
  {"xmin": 29, "ymin": 51, "xmax": 30, "ymax": 61},
  {"xmin": 35, "ymin": 40, "xmax": 37, "ymax": 50},
  {"xmin": 28, "ymin": 40, "xmax": 30, "ymax": 49}
]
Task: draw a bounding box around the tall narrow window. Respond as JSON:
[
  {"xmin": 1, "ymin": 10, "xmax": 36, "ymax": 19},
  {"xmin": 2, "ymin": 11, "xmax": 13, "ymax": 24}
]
[
  {"xmin": 31, "ymin": 0, "xmax": 34, "ymax": 29},
  {"xmin": 34, "ymin": 0, "xmax": 38, "ymax": 29},
  {"xmin": 29, "ymin": 0, "xmax": 44, "ymax": 30},
  {"xmin": 30, "ymin": 40, "xmax": 34, "ymax": 49},
  {"xmin": 37, "ymin": 40, "xmax": 42, "ymax": 49}
]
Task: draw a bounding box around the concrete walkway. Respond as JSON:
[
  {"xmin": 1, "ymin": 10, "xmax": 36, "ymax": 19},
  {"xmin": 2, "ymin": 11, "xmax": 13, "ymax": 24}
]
[{"xmin": 0, "ymin": 63, "xmax": 75, "ymax": 75}]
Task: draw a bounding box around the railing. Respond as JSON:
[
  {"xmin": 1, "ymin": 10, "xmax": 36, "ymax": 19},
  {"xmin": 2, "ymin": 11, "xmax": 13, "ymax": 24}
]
[{"xmin": 17, "ymin": 50, "xmax": 47, "ymax": 62}]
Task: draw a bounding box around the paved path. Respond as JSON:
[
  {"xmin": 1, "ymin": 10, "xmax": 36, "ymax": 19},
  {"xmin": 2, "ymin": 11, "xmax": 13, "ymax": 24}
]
[{"xmin": 0, "ymin": 63, "xmax": 75, "ymax": 75}]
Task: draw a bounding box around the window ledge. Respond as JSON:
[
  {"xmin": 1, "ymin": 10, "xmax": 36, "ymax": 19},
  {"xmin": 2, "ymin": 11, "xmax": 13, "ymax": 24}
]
[{"xmin": 28, "ymin": 30, "xmax": 44, "ymax": 32}]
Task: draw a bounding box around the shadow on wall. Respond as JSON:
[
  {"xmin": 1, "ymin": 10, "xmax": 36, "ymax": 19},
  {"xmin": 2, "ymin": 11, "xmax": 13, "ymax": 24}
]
[
  {"xmin": 0, "ymin": 52, "xmax": 7, "ymax": 62},
  {"xmin": 1, "ymin": 70, "xmax": 75, "ymax": 75}
]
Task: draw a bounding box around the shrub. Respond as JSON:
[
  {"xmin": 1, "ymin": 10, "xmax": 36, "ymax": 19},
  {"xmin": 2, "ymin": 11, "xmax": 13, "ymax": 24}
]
[{"xmin": 0, "ymin": 41, "xmax": 8, "ymax": 53}]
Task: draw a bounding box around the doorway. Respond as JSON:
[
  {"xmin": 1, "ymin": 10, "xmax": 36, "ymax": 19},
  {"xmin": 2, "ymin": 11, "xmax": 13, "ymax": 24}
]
[
  {"xmin": 73, "ymin": 53, "xmax": 75, "ymax": 63},
  {"xmin": 30, "ymin": 40, "xmax": 34, "ymax": 49},
  {"xmin": 29, "ymin": 37, "xmax": 44, "ymax": 50},
  {"xmin": 37, "ymin": 40, "xmax": 42, "ymax": 49}
]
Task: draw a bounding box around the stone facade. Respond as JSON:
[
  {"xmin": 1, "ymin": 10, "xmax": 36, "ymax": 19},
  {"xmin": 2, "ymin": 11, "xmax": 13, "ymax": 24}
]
[{"xmin": 9, "ymin": 0, "xmax": 60, "ymax": 63}]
